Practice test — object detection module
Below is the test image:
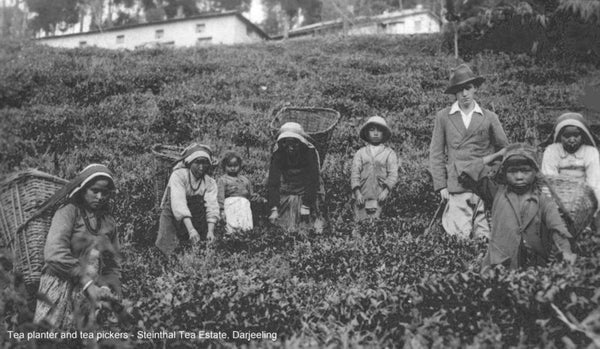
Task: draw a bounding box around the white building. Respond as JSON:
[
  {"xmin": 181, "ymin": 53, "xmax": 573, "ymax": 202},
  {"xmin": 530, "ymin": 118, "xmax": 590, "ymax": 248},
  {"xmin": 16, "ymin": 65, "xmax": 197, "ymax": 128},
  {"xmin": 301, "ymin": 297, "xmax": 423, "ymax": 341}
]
[
  {"xmin": 36, "ymin": 11, "xmax": 269, "ymax": 49},
  {"xmin": 281, "ymin": 6, "xmax": 441, "ymax": 39}
]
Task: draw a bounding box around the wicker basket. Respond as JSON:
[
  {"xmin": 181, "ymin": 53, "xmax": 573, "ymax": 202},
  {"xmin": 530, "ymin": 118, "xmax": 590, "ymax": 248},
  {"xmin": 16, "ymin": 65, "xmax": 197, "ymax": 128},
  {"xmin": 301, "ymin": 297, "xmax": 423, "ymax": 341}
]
[
  {"xmin": 151, "ymin": 144, "xmax": 184, "ymax": 207},
  {"xmin": 540, "ymin": 175, "xmax": 598, "ymax": 238},
  {"xmin": 270, "ymin": 107, "xmax": 341, "ymax": 166},
  {"xmin": 0, "ymin": 170, "xmax": 67, "ymax": 285}
]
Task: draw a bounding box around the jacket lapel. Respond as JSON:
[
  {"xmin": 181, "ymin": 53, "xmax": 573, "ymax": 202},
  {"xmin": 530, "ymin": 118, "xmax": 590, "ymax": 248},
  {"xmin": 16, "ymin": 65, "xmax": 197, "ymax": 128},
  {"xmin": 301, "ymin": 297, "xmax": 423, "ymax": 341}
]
[
  {"xmin": 457, "ymin": 111, "xmax": 485, "ymax": 148},
  {"xmin": 448, "ymin": 110, "xmax": 466, "ymax": 136}
]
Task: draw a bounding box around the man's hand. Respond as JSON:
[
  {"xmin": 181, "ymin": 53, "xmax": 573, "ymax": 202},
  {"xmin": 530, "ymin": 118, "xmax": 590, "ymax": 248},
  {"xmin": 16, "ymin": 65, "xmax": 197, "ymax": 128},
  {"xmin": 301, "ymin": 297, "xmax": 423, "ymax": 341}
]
[
  {"xmin": 269, "ymin": 208, "xmax": 279, "ymax": 224},
  {"xmin": 378, "ymin": 188, "xmax": 389, "ymax": 203},
  {"xmin": 354, "ymin": 190, "xmax": 365, "ymax": 206},
  {"xmin": 439, "ymin": 188, "xmax": 450, "ymax": 201}
]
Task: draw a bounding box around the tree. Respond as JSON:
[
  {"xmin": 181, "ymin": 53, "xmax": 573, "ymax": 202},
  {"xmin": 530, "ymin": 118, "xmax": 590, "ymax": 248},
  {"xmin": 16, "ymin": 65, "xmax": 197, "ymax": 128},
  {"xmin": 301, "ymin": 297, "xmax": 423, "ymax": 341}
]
[
  {"xmin": 262, "ymin": 0, "xmax": 322, "ymax": 37},
  {"xmin": 25, "ymin": 0, "xmax": 80, "ymax": 34}
]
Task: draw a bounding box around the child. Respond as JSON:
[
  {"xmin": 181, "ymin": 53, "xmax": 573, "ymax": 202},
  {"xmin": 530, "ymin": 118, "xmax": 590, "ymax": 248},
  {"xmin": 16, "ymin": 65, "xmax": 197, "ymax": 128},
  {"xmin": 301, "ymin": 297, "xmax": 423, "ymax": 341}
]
[
  {"xmin": 541, "ymin": 112, "xmax": 600, "ymax": 202},
  {"xmin": 459, "ymin": 143, "xmax": 576, "ymax": 271},
  {"xmin": 351, "ymin": 116, "xmax": 399, "ymax": 221},
  {"xmin": 217, "ymin": 152, "xmax": 254, "ymax": 235}
]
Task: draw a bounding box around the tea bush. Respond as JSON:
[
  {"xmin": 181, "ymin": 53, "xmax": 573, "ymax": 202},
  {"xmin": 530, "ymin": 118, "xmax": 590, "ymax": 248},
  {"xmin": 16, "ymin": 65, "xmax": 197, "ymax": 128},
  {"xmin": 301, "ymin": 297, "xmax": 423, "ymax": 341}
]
[{"xmin": 1, "ymin": 34, "xmax": 600, "ymax": 348}]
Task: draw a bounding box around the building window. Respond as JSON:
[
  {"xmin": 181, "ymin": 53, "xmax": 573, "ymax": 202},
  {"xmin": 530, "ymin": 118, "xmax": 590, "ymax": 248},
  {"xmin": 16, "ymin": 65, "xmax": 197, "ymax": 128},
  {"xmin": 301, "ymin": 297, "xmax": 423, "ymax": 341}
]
[
  {"xmin": 79, "ymin": 41, "xmax": 87, "ymax": 47},
  {"xmin": 196, "ymin": 37, "xmax": 212, "ymax": 46},
  {"xmin": 246, "ymin": 26, "xmax": 253, "ymax": 36},
  {"xmin": 414, "ymin": 20, "xmax": 421, "ymax": 31},
  {"xmin": 155, "ymin": 29, "xmax": 164, "ymax": 39},
  {"xmin": 116, "ymin": 35, "xmax": 124, "ymax": 44},
  {"xmin": 196, "ymin": 23, "xmax": 206, "ymax": 33}
]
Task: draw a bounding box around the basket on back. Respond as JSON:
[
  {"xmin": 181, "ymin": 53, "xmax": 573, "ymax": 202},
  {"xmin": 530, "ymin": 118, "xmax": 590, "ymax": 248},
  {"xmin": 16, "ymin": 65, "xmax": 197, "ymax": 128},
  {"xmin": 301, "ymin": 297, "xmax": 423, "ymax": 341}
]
[
  {"xmin": 540, "ymin": 175, "xmax": 598, "ymax": 238},
  {"xmin": 151, "ymin": 144, "xmax": 184, "ymax": 207},
  {"xmin": 270, "ymin": 107, "xmax": 341, "ymax": 166},
  {"xmin": 0, "ymin": 170, "xmax": 68, "ymax": 285}
]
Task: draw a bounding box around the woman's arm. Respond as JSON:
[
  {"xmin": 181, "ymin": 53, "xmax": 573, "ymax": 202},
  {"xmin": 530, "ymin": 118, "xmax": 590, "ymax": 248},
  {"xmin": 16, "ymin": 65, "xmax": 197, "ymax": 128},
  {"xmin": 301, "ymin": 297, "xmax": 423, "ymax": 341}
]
[
  {"xmin": 204, "ymin": 178, "xmax": 220, "ymax": 240},
  {"xmin": 302, "ymin": 148, "xmax": 320, "ymax": 208},
  {"xmin": 44, "ymin": 205, "xmax": 87, "ymax": 285},
  {"xmin": 99, "ymin": 219, "xmax": 122, "ymax": 297},
  {"xmin": 541, "ymin": 145, "xmax": 560, "ymax": 176},
  {"xmin": 267, "ymin": 152, "xmax": 282, "ymax": 210}
]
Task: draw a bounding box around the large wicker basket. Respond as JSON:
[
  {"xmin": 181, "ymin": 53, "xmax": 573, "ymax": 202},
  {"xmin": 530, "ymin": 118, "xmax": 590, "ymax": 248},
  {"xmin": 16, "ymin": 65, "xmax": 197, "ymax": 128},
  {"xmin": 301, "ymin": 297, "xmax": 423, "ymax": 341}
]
[
  {"xmin": 540, "ymin": 175, "xmax": 598, "ymax": 238},
  {"xmin": 0, "ymin": 170, "xmax": 67, "ymax": 285},
  {"xmin": 151, "ymin": 144, "xmax": 184, "ymax": 207},
  {"xmin": 270, "ymin": 107, "xmax": 341, "ymax": 166}
]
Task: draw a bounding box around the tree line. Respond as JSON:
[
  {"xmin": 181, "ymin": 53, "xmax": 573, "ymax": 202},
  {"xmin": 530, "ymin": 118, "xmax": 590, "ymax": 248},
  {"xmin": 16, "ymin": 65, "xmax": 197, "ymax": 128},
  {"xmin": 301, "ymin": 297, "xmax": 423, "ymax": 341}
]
[{"xmin": 0, "ymin": 0, "xmax": 598, "ymax": 60}]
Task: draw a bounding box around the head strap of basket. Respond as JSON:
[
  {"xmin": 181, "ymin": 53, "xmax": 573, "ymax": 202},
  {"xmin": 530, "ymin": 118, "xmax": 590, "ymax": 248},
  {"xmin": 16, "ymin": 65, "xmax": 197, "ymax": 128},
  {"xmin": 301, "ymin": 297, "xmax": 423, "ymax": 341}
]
[
  {"xmin": 180, "ymin": 143, "xmax": 216, "ymax": 166},
  {"xmin": 552, "ymin": 112, "xmax": 597, "ymax": 147},
  {"xmin": 359, "ymin": 116, "xmax": 392, "ymax": 143}
]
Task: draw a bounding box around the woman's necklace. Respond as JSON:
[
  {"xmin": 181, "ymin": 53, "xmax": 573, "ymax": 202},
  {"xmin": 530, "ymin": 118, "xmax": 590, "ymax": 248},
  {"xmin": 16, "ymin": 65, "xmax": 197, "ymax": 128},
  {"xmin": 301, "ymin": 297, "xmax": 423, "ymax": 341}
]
[{"xmin": 81, "ymin": 207, "xmax": 100, "ymax": 235}]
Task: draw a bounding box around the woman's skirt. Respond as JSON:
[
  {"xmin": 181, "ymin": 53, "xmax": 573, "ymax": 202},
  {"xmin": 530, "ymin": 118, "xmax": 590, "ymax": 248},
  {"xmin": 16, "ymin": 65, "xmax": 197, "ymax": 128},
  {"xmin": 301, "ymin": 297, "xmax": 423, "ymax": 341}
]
[
  {"xmin": 224, "ymin": 196, "xmax": 253, "ymax": 235},
  {"xmin": 34, "ymin": 272, "xmax": 86, "ymax": 329},
  {"xmin": 156, "ymin": 195, "xmax": 207, "ymax": 256},
  {"xmin": 276, "ymin": 195, "xmax": 324, "ymax": 233}
]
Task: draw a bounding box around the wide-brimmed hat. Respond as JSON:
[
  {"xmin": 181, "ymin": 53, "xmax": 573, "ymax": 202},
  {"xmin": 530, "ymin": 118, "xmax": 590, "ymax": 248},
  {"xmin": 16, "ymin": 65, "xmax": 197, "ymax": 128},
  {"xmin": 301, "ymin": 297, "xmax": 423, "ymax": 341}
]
[
  {"xmin": 359, "ymin": 116, "xmax": 392, "ymax": 143},
  {"xmin": 276, "ymin": 122, "xmax": 314, "ymax": 146},
  {"xmin": 444, "ymin": 64, "xmax": 485, "ymax": 95}
]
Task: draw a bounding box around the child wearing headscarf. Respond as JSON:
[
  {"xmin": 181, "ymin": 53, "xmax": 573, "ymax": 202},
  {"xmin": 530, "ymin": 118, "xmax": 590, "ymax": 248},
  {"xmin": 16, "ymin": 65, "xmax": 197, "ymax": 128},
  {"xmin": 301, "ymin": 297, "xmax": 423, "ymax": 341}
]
[
  {"xmin": 459, "ymin": 143, "xmax": 576, "ymax": 271},
  {"xmin": 541, "ymin": 112, "xmax": 600, "ymax": 202},
  {"xmin": 34, "ymin": 164, "xmax": 121, "ymax": 329},
  {"xmin": 155, "ymin": 143, "xmax": 219, "ymax": 256},
  {"xmin": 267, "ymin": 122, "xmax": 323, "ymax": 233},
  {"xmin": 217, "ymin": 152, "xmax": 254, "ymax": 235},
  {"xmin": 350, "ymin": 116, "xmax": 399, "ymax": 221}
]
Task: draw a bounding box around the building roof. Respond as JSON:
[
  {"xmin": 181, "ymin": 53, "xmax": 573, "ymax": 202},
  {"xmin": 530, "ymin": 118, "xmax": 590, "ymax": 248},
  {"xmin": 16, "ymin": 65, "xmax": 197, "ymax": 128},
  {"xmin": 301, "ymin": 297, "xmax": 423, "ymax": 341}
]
[
  {"xmin": 273, "ymin": 7, "xmax": 441, "ymax": 39},
  {"xmin": 36, "ymin": 11, "xmax": 269, "ymax": 41}
]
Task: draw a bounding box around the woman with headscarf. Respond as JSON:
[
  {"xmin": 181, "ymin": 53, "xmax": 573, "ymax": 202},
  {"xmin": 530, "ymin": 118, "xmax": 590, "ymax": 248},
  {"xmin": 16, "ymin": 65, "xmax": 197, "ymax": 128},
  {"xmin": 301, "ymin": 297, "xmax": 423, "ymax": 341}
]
[
  {"xmin": 541, "ymin": 112, "xmax": 600, "ymax": 202},
  {"xmin": 34, "ymin": 164, "xmax": 121, "ymax": 329},
  {"xmin": 267, "ymin": 122, "xmax": 324, "ymax": 233},
  {"xmin": 155, "ymin": 143, "xmax": 219, "ymax": 255}
]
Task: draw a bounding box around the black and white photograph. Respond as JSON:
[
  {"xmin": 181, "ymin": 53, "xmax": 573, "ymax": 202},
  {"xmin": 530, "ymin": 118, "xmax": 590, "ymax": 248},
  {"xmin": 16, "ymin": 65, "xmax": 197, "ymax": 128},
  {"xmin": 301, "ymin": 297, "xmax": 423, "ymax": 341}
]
[{"xmin": 1, "ymin": 0, "xmax": 600, "ymax": 347}]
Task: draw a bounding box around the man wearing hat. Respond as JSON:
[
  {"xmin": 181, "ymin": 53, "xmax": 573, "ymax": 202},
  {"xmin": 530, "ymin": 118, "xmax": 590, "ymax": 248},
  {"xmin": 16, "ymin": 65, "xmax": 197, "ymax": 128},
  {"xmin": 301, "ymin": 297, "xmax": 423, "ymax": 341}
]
[{"xmin": 429, "ymin": 64, "xmax": 509, "ymax": 238}]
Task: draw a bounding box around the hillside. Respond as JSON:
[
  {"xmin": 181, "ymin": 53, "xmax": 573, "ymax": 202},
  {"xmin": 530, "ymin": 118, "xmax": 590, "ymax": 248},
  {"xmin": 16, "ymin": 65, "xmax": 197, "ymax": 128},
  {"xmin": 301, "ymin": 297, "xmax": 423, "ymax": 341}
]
[{"xmin": 2, "ymin": 35, "xmax": 600, "ymax": 348}]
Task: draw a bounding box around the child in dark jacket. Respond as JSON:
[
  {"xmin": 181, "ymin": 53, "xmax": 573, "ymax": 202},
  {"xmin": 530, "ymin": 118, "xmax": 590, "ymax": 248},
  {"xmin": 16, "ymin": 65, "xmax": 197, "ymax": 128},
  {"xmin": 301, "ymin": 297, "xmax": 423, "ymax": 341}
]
[{"xmin": 459, "ymin": 143, "xmax": 576, "ymax": 271}]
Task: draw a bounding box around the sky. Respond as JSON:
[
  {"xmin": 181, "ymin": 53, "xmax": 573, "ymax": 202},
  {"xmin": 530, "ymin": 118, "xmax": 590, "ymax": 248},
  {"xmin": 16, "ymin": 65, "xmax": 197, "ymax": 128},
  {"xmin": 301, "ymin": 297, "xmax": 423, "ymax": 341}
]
[{"xmin": 247, "ymin": 0, "xmax": 266, "ymax": 23}]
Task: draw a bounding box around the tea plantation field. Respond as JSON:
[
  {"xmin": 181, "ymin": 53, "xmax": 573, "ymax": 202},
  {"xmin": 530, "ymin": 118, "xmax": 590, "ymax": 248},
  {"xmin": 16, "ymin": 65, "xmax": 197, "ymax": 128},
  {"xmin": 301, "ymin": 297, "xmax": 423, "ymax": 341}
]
[{"xmin": 2, "ymin": 34, "xmax": 600, "ymax": 348}]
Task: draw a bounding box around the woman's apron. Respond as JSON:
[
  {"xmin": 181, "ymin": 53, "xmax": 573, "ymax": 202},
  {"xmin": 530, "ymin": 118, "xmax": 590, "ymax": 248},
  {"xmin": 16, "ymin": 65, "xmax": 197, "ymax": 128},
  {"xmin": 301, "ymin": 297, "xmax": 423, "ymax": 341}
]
[{"xmin": 156, "ymin": 188, "xmax": 207, "ymax": 256}]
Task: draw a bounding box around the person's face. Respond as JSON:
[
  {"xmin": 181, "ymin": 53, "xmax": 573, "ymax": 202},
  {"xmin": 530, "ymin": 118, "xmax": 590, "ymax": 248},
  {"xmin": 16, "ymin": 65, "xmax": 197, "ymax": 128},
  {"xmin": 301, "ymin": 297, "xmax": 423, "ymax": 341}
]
[
  {"xmin": 225, "ymin": 158, "xmax": 241, "ymax": 176},
  {"xmin": 367, "ymin": 125, "xmax": 384, "ymax": 145},
  {"xmin": 455, "ymin": 83, "xmax": 476, "ymax": 110},
  {"xmin": 560, "ymin": 126, "xmax": 583, "ymax": 154},
  {"xmin": 281, "ymin": 138, "xmax": 301, "ymax": 155},
  {"xmin": 82, "ymin": 179, "xmax": 112, "ymax": 210},
  {"xmin": 505, "ymin": 164, "xmax": 536, "ymax": 193},
  {"xmin": 190, "ymin": 158, "xmax": 210, "ymax": 179}
]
